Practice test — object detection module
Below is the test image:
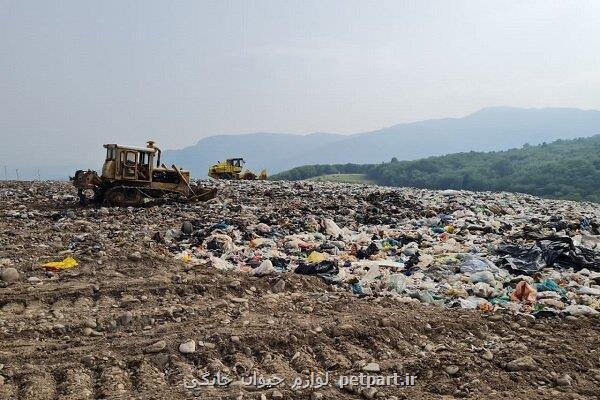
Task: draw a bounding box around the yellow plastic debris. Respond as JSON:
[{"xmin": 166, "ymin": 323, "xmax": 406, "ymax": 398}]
[
  {"xmin": 42, "ymin": 256, "xmax": 79, "ymax": 271},
  {"xmin": 180, "ymin": 253, "xmax": 192, "ymax": 263},
  {"xmin": 307, "ymin": 251, "xmax": 326, "ymax": 263}
]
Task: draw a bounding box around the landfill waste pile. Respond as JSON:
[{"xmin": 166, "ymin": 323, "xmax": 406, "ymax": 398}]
[{"xmin": 0, "ymin": 179, "xmax": 599, "ymax": 400}]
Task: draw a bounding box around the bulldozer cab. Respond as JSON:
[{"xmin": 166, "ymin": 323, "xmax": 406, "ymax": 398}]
[{"xmin": 102, "ymin": 142, "xmax": 161, "ymax": 182}]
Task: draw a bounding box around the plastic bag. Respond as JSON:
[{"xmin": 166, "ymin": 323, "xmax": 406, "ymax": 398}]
[
  {"xmin": 253, "ymin": 259, "xmax": 277, "ymax": 276},
  {"xmin": 294, "ymin": 261, "xmax": 338, "ymax": 275},
  {"xmin": 307, "ymin": 251, "xmax": 326, "ymax": 263},
  {"xmin": 509, "ymin": 281, "xmax": 537, "ymax": 303},
  {"xmin": 42, "ymin": 256, "xmax": 78, "ymax": 271},
  {"xmin": 388, "ymin": 274, "xmax": 406, "ymax": 294}
]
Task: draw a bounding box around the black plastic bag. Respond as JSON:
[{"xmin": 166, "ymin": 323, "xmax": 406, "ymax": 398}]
[
  {"xmin": 496, "ymin": 236, "xmax": 600, "ymax": 274},
  {"xmin": 294, "ymin": 261, "xmax": 339, "ymax": 276}
]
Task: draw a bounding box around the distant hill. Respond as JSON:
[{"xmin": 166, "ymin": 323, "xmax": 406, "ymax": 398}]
[
  {"xmin": 164, "ymin": 132, "xmax": 343, "ymax": 178},
  {"xmin": 271, "ymin": 135, "xmax": 600, "ymax": 203},
  {"xmin": 164, "ymin": 107, "xmax": 600, "ymax": 177}
]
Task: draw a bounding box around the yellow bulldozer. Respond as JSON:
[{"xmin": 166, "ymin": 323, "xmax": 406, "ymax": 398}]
[
  {"xmin": 71, "ymin": 141, "xmax": 216, "ymax": 206},
  {"xmin": 208, "ymin": 158, "xmax": 267, "ymax": 180}
]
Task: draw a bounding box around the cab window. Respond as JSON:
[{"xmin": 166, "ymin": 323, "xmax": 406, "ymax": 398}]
[
  {"xmin": 106, "ymin": 148, "xmax": 116, "ymax": 160},
  {"xmin": 126, "ymin": 151, "xmax": 136, "ymax": 164},
  {"xmin": 139, "ymin": 152, "xmax": 149, "ymax": 166}
]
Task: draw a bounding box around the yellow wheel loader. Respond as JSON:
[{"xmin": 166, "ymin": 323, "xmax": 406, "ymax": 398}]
[
  {"xmin": 208, "ymin": 158, "xmax": 267, "ymax": 180},
  {"xmin": 71, "ymin": 141, "xmax": 216, "ymax": 206}
]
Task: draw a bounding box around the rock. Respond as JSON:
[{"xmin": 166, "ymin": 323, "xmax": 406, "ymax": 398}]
[
  {"xmin": 146, "ymin": 340, "xmax": 167, "ymax": 353},
  {"xmin": 164, "ymin": 229, "xmax": 181, "ymax": 241},
  {"xmin": 310, "ymin": 393, "xmax": 324, "ymax": 400},
  {"xmin": 555, "ymin": 374, "xmax": 572, "ymax": 387},
  {"xmin": 179, "ymin": 340, "xmax": 196, "ymax": 354},
  {"xmin": 81, "ymin": 355, "xmax": 95, "ymax": 368},
  {"xmin": 361, "ymin": 387, "xmax": 378, "ymax": 399},
  {"xmin": 117, "ymin": 311, "xmax": 133, "ymax": 326},
  {"xmin": 272, "ymin": 389, "xmax": 284, "ymax": 399},
  {"xmin": 230, "ymin": 297, "xmax": 247, "ymax": 304},
  {"xmin": 362, "ymin": 362, "xmax": 380, "ymax": 372},
  {"xmin": 563, "ymin": 305, "xmax": 599, "ymax": 316},
  {"xmin": 181, "ymin": 221, "xmax": 194, "ymax": 235},
  {"xmin": 127, "ymin": 251, "xmax": 142, "ymax": 261},
  {"xmin": 153, "ymin": 353, "xmax": 170, "ymax": 370},
  {"xmin": 446, "ymin": 365, "xmax": 459, "ymax": 375},
  {"xmin": 0, "ymin": 267, "xmax": 19, "ymax": 283},
  {"xmin": 506, "ymin": 356, "xmax": 537, "ymax": 372},
  {"xmin": 83, "ymin": 319, "xmax": 97, "ymax": 328},
  {"xmin": 272, "ymin": 279, "xmax": 286, "ymax": 293},
  {"xmin": 481, "ymin": 350, "xmax": 494, "ymax": 360}
]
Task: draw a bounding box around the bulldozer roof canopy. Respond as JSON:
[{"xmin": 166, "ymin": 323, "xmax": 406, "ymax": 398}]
[{"xmin": 104, "ymin": 144, "xmax": 157, "ymax": 153}]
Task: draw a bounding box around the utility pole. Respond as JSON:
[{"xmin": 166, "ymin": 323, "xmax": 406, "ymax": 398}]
[
  {"xmin": 15, "ymin": 169, "xmax": 19, "ymax": 181},
  {"xmin": 37, "ymin": 169, "xmax": 41, "ymax": 181}
]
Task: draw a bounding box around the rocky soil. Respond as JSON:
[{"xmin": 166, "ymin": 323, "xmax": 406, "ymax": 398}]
[{"xmin": 0, "ymin": 180, "xmax": 599, "ymax": 400}]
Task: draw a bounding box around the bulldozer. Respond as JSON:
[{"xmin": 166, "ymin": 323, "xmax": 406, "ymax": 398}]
[
  {"xmin": 71, "ymin": 141, "xmax": 216, "ymax": 206},
  {"xmin": 208, "ymin": 158, "xmax": 267, "ymax": 180}
]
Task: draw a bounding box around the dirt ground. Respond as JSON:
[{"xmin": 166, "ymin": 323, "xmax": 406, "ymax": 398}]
[{"xmin": 0, "ymin": 181, "xmax": 599, "ymax": 400}]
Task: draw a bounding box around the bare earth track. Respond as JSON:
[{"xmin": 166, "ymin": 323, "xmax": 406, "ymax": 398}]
[{"xmin": 0, "ymin": 181, "xmax": 599, "ymax": 400}]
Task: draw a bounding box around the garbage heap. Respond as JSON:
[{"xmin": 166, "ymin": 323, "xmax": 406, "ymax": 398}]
[
  {"xmin": 1, "ymin": 179, "xmax": 598, "ymax": 318},
  {"xmin": 166, "ymin": 181, "xmax": 600, "ymax": 318}
]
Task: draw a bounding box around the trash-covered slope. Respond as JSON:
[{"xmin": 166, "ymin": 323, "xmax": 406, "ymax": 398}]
[{"xmin": 0, "ymin": 180, "xmax": 599, "ymax": 399}]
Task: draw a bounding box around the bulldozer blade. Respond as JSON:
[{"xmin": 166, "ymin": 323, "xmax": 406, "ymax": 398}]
[{"xmin": 188, "ymin": 187, "xmax": 217, "ymax": 202}]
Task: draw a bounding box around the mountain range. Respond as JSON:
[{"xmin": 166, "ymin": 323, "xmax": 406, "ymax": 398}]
[{"xmin": 165, "ymin": 107, "xmax": 600, "ymax": 176}]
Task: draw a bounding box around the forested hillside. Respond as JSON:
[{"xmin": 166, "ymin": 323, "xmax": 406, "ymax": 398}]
[{"xmin": 271, "ymin": 135, "xmax": 600, "ymax": 202}]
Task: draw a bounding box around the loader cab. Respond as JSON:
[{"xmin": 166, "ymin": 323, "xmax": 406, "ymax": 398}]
[{"xmin": 227, "ymin": 158, "xmax": 245, "ymax": 168}]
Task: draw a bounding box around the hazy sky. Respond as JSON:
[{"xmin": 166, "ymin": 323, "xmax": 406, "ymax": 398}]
[{"xmin": 2, "ymin": 0, "xmax": 600, "ymax": 170}]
